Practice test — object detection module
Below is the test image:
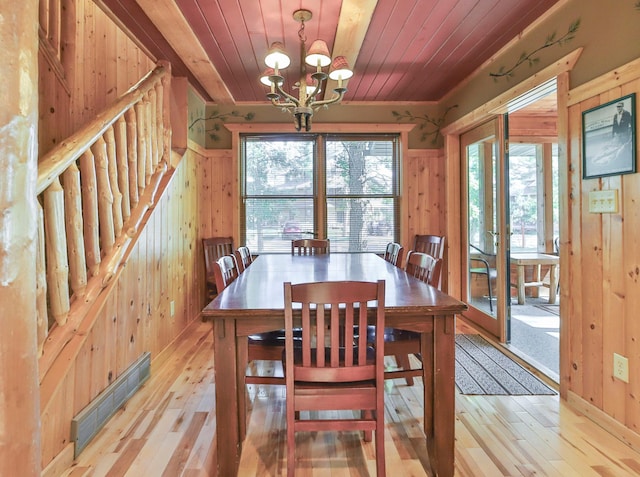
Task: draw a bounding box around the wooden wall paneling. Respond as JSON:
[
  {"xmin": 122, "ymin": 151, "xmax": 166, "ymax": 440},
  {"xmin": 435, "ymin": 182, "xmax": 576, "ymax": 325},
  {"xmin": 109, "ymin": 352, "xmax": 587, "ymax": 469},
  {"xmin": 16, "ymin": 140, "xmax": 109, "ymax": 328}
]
[
  {"xmin": 600, "ymin": 86, "xmax": 626, "ymax": 421},
  {"xmin": 405, "ymin": 149, "xmax": 445, "ymax": 252},
  {"xmin": 567, "ymin": 100, "xmax": 585, "ymax": 397},
  {"xmin": 623, "ymin": 77, "xmax": 640, "ymax": 435},
  {"xmin": 88, "ymin": 304, "xmax": 108, "ymax": 402},
  {"xmin": 156, "ymin": 204, "xmax": 166, "ymax": 350},
  {"xmin": 213, "ymin": 150, "xmax": 235, "ymax": 238},
  {"xmin": 193, "ymin": 151, "xmax": 210, "ymax": 305},
  {"xmin": 181, "ymin": 164, "xmax": 190, "ymax": 326},
  {"xmin": 143, "ymin": 210, "xmax": 157, "ymax": 354},
  {"xmin": 557, "ymin": 71, "xmax": 571, "ymax": 397},
  {"xmin": 197, "ymin": 152, "xmax": 212, "ymax": 238},
  {"xmin": 565, "ymin": 67, "xmax": 640, "ymax": 439},
  {"xmin": 38, "ymin": 54, "xmax": 70, "ymax": 156},
  {"xmin": 93, "ymin": 3, "xmax": 107, "ymax": 112},
  {"xmin": 165, "ymin": 173, "xmax": 177, "ymax": 345},
  {"xmin": 116, "ymin": 27, "xmax": 129, "ymax": 95},
  {"xmin": 173, "ymin": 170, "xmax": 186, "ymax": 334},
  {"xmin": 579, "ymin": 122, "xmax": 604, "ymax": 408},
  {"xmin": 157, "ymin": 188, "xmax": 169, "ymax": 353},
  {"xmin": 134, "ymin": 222, "xmax": 148, "ymax": 363},
  {"xmin": 40, "ymin": 369, "xmax": 75, "ymax": 467},
  {"xmin": 104, "ymin": 16, "xmax": 118, "ymax": 107},
  {"xmin": 104, "ymin": 292, "xmax": 119, "ymax": 391},
  {"xmin": 185, "ymin": 157, "xmax": 200, "ymax": 321},
  {"xmin": 83, "ymin": 1, "xmax": 97, "ymax": 127},
  {"xmin": 68, "ymin": 0, "xmax": 84, "ymax": 129},
  {"xmin": 116, "ymin": 244, "xmax": 136, "ymax": 374},
  {"xmin": 508, "ymin": 114, "xmax": 557, "ymax": 139},
  {"xmin": 98, "ymin": 270, "xmax": 117, "ymax": 384},
  {"xmin": 37, "ymin": 2, "xmax": 192, "ymax": 467},
  {"xmin": 160, "ymin": 176, "xmax": 171, "ymax": 326},
  {"xmin": 73, "ymin": 324, "xmax": 92, "ymax": 414},
  {"xmin": 138, "ymin": 221, "xmax": 150, "ymax": 359},
  {"xmin": 624, "ymin": 152, "xmax": 640, "ymax": 436}
]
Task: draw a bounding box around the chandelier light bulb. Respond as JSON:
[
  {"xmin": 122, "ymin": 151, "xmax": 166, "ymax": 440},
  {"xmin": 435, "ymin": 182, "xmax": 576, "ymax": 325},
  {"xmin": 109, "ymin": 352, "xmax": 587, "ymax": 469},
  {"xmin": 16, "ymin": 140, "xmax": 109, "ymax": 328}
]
[
  {"xmin": 305, "ymin": 40, "xmax": 332, "ymax": 72},
  {"xmin": 264, "ymin": 42, "xmax": 290, "ymax": 70}
]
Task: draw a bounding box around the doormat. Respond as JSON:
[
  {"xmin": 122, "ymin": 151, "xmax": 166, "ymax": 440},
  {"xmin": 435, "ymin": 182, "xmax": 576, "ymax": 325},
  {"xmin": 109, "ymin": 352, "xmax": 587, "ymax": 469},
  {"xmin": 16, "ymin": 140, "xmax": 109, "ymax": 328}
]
[{"xmin": 455, "ymin": 334, "xmax": 557, "ymax": 395}]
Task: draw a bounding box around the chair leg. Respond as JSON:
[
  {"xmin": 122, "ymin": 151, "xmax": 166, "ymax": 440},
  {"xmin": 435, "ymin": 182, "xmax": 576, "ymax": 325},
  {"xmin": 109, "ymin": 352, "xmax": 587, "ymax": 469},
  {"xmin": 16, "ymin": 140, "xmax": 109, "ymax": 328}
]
[
  {"xmin": 287, "ymin": 406, "xmax": 296, "ymax": 475},
  {"xmin": 375, "ymin": 412, "xmax": 386, "ymax": 476},
  {"xmin": 394, "ymin": 354, "xmax": 415, "ymax": 386},
  {"xmin": 486, "ymin": 274, "xmax": 493, "ymax": 312},
  {"xmin": 363, "ymin": 410, "xmax": 373, "ymax": 442}
]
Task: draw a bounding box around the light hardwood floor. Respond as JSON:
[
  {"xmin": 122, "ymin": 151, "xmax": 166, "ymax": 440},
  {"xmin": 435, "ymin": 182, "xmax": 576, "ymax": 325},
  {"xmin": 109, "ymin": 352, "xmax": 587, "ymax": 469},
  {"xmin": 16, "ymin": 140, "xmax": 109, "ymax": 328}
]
[{"xmin": 61, "ymin": 318, "xmax": 640, "ymax": 476}]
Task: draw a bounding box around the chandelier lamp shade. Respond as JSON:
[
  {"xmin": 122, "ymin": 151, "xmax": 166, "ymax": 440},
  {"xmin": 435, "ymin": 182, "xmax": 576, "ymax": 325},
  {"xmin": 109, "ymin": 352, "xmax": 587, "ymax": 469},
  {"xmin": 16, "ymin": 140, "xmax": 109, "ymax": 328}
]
[{"xmin": 260, "ymin": 9, "xmax": 353, "ymax": 131}]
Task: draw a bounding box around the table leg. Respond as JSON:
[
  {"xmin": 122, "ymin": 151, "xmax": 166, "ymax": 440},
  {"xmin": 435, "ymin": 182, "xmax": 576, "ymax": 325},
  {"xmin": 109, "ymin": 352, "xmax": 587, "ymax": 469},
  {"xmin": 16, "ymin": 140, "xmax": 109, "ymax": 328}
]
[
  {"xmin": 517, "ymin": 265, "xmax": 526, "ymax": 305},
  {"xmin": 428, "ymin": 314, "xmax": 455, "ymax": 477},
  {"xmin": 421, "ymin": 329, "xmax": 434, "ymax": 436},
  {"xmin": 212, "ymin": 318, "xmax": 241, "ymax": 476},
  {"xmin": 548, "ymin": 264, "xmax": 558, "ymax": 304}
]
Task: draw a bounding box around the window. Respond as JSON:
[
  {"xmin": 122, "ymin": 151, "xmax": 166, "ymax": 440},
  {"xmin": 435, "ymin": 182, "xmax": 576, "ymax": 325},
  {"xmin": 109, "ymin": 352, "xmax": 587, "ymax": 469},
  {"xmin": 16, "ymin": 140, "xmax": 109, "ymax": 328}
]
[
  {"xmin": 508, "ymin": 143, "xmax": 558, "ymax": 252},
  {"xmin": 241, "ymin": 134, "xmax": 400, "ymax": 253}
]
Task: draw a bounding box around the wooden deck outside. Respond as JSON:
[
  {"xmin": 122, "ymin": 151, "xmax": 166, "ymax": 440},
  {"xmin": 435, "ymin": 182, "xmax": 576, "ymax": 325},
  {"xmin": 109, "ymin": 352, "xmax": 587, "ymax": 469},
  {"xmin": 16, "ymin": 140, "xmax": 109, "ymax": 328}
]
[{"xmin": 60, "ymin": 319, "xmax": 640, "ymax": 476}]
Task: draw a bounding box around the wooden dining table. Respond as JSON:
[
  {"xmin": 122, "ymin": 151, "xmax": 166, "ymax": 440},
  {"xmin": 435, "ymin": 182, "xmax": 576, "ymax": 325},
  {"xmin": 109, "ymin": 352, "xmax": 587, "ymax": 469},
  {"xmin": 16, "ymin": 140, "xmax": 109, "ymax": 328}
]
[{"xmin": 201, "ymin": 253, "xmax": 467, "ymax": 476}]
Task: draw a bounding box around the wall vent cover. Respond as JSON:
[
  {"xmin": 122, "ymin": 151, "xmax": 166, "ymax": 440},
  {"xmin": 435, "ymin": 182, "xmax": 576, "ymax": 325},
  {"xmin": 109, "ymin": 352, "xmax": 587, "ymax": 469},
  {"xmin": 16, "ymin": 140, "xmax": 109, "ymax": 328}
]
[{"xmin": 71, "ymin": 352, "xmax": 151, "ymax": 457}]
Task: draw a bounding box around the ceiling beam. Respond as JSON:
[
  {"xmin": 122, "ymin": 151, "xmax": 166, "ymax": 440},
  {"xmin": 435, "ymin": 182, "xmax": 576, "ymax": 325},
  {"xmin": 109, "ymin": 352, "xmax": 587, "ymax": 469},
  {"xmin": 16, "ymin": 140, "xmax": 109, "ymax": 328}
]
[
  {"xmin": 324, "ymin": 0, "xmax": 378, "ymax": 97},
  {"xmin": 134, "ymin": 0, "xmax": 234, "ymax": 104}
]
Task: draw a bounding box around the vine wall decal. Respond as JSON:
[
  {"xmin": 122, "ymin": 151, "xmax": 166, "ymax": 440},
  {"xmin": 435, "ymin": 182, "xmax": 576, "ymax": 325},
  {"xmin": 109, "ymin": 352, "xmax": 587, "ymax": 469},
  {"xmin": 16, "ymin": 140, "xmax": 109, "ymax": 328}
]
[
  {"xmin": 392, "ymin": 105, "xmax": 458, "ymax": 144},
  {"xmin": 189, "ymin": 110, "xmax": 254, "ymax": 142},
  {"xmin": 490, "ymin": 18, "xmax": 580, "ymax": 81}
]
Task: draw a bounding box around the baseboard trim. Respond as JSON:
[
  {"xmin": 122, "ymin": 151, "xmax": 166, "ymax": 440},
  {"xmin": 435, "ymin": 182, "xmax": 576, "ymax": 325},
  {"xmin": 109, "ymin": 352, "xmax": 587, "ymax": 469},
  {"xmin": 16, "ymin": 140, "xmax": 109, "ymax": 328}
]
[{"xmin": 567, "ymin": 390, "xmax": 640, "ymax": 454}]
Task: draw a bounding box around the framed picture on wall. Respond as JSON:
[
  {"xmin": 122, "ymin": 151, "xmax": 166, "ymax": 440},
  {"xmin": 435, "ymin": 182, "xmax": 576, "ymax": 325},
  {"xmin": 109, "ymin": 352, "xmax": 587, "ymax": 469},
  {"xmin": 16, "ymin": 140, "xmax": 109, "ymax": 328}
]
[{"xmin": 582, "ymin": 93, "xmax": 636, "ymax": 179}]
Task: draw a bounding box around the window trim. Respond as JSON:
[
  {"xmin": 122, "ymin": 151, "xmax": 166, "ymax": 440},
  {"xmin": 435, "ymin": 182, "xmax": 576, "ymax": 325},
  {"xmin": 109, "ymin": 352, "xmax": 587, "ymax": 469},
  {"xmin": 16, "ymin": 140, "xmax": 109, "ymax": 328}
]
[{"xmin": 226, "ymin": 123, "xmax": 414, "ymax": 251}]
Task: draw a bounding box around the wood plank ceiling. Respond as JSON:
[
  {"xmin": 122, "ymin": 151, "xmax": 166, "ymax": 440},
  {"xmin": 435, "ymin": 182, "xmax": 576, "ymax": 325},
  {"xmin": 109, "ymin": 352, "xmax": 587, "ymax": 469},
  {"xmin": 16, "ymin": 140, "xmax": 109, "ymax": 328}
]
[{"xmin": 99, "ymin": 0, "xmax": 561, "ymax": 104}]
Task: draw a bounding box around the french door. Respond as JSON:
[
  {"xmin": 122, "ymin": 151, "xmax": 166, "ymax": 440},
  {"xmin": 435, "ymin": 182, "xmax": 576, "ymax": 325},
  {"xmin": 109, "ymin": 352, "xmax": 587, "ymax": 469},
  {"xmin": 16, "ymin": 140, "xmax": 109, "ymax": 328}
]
[{"xmin": 461, "ymin": 117, "xmax": 511, "ymax": 341}]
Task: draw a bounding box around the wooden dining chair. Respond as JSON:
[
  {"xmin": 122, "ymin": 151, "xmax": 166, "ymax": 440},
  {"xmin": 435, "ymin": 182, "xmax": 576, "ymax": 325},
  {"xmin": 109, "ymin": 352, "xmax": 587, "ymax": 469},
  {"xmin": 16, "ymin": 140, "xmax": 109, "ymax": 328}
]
[
  {"xmin": 291, "ymin": 238, "xmax": 330, "ymax": 255},
  {"xmin": 283, "ymin": 279, "xmax": 386, "ymax": 477},
  {"xmin": 383, "ymin": 241, "xmax": 404, "ymax": 267},
  {"xmin": 213, "ymin": 255, "xmax": 287, "ymax": 387},
  {"xmin": 203, "ymin": 236, "xmax": 234, "ymax": 299},
  {"xmin": 413, "ymin": 234, "xmax": 445, "ymax": 259},
  {"xmin": 376, "ymin": 250, "xmax": 442, "ymax": 385},
  {"xmin": 233, "ymin": 245, "xmax": 253, "ymax": 273}
]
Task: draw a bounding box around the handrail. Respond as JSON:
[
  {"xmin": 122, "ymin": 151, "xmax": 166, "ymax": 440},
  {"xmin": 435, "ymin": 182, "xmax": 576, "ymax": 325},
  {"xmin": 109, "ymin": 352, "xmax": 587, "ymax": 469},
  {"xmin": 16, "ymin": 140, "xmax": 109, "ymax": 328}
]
[
  {"xmin": 36, "ymin": 62, "xmax": 172, "ymax": 380},
  {"xmin": 37, "ymin": 64, "xmax": 170, "ymax": 194}
]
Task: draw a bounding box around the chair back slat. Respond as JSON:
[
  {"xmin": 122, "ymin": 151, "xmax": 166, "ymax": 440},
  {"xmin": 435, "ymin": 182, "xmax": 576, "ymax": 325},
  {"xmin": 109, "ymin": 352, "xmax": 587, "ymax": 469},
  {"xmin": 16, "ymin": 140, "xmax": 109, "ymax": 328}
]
[
  {"xmin": 234, "ymin": 246, "xmax": 252, "ymax": 273},
  {"xmin": 291, "ymin": 238, "xmax": 330, "ymax": 255},
  {"xmin": 413, "ymin": 234, "xmax": 445, "ymax": 259},
  {"xmin": 383, "ymin": 242, "xmax": 404, "ymax": 267},
  {"xmin": 203, "ymin": 237, "xmax": 234, "ymax": 296},
  {"xmin": 405, "ymin": 250, "xmax": 441, "ymax": 286},
  {"xmin": 284, "ymin": 280, "xmax": 384, "ymax": 383},
  {"xmin": 213, "ymin": 255, "xmax": 239, "ymax": 293}
]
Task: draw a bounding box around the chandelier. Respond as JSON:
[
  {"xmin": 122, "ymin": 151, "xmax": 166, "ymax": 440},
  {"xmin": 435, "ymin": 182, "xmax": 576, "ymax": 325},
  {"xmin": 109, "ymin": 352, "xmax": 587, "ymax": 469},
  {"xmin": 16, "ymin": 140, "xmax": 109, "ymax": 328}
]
[{"xmin": 260, "ymin": 9, "xmax": 353, "ymax": 132}]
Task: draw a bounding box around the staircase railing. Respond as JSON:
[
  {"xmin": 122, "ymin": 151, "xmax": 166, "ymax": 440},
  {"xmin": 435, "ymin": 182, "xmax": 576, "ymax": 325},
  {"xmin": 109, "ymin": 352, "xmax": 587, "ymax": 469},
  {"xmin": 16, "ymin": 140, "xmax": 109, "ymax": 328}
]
[{"xmin": 36, "ymin": 62, "xmax": 172, "ymax": 380}]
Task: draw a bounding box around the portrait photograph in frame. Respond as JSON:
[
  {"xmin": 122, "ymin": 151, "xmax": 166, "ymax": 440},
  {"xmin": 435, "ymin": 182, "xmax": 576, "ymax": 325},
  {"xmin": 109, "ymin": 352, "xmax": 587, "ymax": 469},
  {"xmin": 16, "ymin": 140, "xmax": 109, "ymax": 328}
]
[{"xmin": 582, "ymin": 93, "xmax": 636, "ymax": 179}]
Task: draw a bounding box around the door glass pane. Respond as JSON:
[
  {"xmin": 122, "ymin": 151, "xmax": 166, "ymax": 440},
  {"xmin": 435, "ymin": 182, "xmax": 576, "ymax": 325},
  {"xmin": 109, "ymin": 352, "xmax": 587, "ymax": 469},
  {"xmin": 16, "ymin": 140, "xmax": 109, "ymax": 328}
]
[
  {"xmin": 509, "ymin": 144, "xmax": 538, "ymax": 252},
  {"xmin": 467, "ymin": 138, "xmax": 499, "ymax": 317}
]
